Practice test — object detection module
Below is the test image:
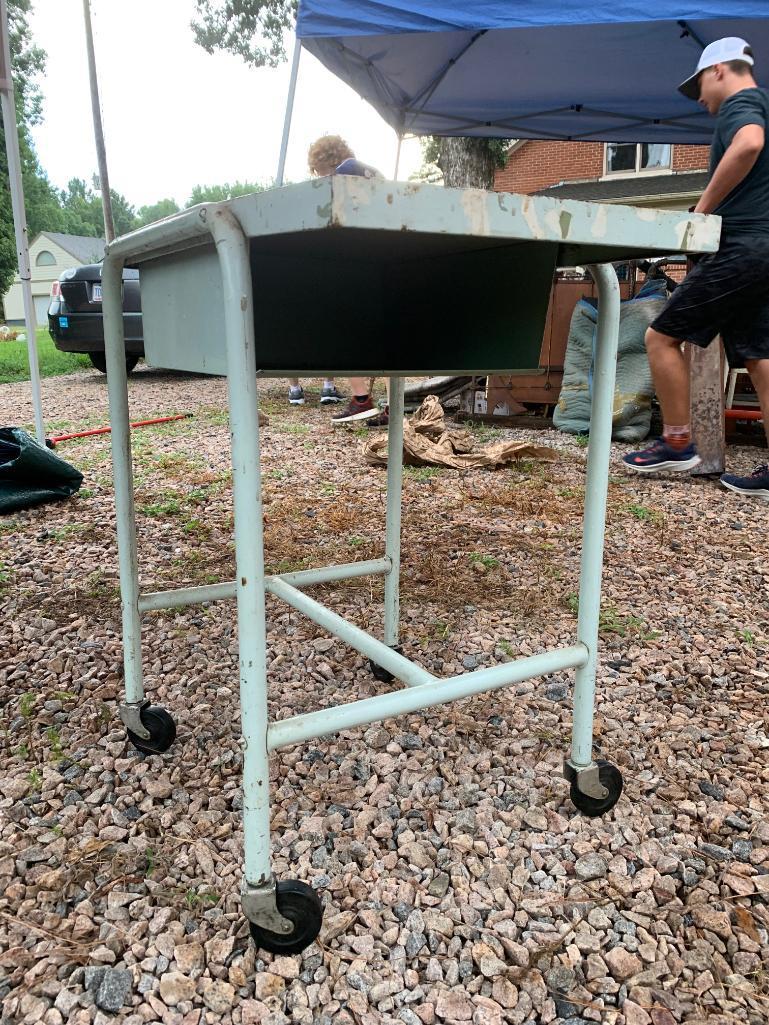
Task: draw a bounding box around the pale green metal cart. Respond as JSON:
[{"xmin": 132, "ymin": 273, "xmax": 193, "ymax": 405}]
[{"xmin": 103, "ymin": 177, "xmax": 719, "ymax": 954}]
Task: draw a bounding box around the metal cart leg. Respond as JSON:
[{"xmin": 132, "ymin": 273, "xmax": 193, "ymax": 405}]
[
  {"xmin": 102, "ymin": 255, "xmax": 158, "ymax": 748},
  {"xmin": 210, "ymin": 207, "xmax": 323, "ymax": 953},
  {"xmin": 370, "ymin": 376, "xmax": 405, "ymax": 681},
  {"xmin": 564, "ymin": 262, "xmax": 624, "ymax": 817}
]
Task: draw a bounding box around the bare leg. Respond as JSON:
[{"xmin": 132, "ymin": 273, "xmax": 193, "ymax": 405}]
[
  {"xmin": 746, "ymin": 358, "xmax": 769, "ymax": 449},
  {"xmin": 349, "ymin": 377, "xmax": 371, "ymax": 397},
  {"xmin": 645, "ymin": 327, "xmax": 690, "ymax": 426}
]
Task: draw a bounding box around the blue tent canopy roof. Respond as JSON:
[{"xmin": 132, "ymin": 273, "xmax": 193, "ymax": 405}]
[{"xmin": 296, "ymin": 2, "xmax": 769, "ymax": 143}]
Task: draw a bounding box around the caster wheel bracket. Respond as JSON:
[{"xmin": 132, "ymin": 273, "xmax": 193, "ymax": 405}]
[
  {"xmin": 563, "ymin": 758, "xmax": 608, "ymax": 800},
  {"xmin": 242, "ymin": 880, "xmax": 294, "ymax": 935},
  {"xmin": 119, "ymin": 699, "xmax": 151, "ymax": 740}
]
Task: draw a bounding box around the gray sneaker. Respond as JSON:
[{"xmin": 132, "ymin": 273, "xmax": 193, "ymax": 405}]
[
  {"xmin": 288, "ymin": 386, "xmax": 305, "ymax": 405},
  {"xmin": 320, "ymin": 384, "xmax": 343, "ymax": 404}
]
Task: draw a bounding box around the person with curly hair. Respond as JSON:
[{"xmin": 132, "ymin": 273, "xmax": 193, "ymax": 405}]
[{"xmin": 286, "ymin": 136, "xmax": 390, "ymax": 426}]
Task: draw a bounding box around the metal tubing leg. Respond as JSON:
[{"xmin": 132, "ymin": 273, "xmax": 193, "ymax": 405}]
[
  {"xmin": 209, "ymin": 208, "xmax": 288, "ymax": 934},
  {"xmin": 569, "ymin": 263, "xmax": 621, "ymax": 774},
  {"xmin": 384, "ymin": 376, "xmax": 404, "ymax": 648},
  {"xmin": 102, "ymin": 253, "xmax": 149, "ymax": 738}
]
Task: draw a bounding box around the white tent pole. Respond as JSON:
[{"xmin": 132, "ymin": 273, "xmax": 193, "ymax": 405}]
[
  {"xmin": 393, "ymin": 131, "xmax": 403, "ymax": 179},
  {"xmin": 83, "ymin": 0, "xmax": 114, "ymax": 241},
  {"xmin": 0, "ymin": 0, "xmax": 44, "ymax": 443},
  {"xmin": 276, "ymin": 38, "xmax": 301, "ymax": 186}
]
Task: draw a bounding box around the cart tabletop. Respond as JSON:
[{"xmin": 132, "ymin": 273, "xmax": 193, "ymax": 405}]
[{"xmin": 121, "ymin": 179, "xmax": 720, "ymax": 377}]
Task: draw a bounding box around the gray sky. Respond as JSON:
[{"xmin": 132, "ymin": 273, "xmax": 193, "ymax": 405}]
[{"xmin": 28, "ymin": 0, "xmax": 423, "ymax": 209}]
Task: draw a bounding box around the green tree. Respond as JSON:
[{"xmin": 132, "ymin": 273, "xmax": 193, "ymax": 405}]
[
  {"xmin": 186, "ymin": 181, "xmax": 266, "ymax": 206},
  {"xmin": 59, "ymin": 176, "xmax": 138, "ymax": 238},
  {"xmin": 0, "ymin": 0, "xmax": 65, "ymax": 298},
  {"xmin": 191, "ymin": 1, "xmax": 506, "ymax": 191},
  {"xmin": 136, "ymin": 198, "xmax": 180, "ymax": 226},
  {"xmin": 191, "ymin": 0, "xmax": 296, "ymax": 67}
]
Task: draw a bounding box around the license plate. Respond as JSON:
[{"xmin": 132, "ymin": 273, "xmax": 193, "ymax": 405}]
[{"xmin": 92, "ymin": 284, "xmax": 102, "ymax": 302}]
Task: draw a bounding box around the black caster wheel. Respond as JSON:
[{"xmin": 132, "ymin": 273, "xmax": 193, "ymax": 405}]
[
  {"xmin": 570, "ymin": 760, "xmax": 623, "ymax": 818},
  {"xmin": 369, "ymin": 646, "xmax": 402, "ymax": 683},
  {"xmin": 249, "ymin": 880, "xmax": 323, "ymax": 955},
  {"xmin": 127, "ymin": 705, "xmax": 176, "ymax": 754},
  {"xmin": 369, "ymin": 659, "xmax": 395, "ymax": 683}
]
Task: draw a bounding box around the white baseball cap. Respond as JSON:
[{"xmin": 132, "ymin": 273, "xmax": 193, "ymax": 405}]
[{"xmin": 678, "ymin": 37, "xmax": 755, "ymax": 100}]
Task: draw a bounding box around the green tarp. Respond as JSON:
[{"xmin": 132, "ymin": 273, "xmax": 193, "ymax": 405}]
[{"xmin": 0, "ymin": 427, "xmax": 83, "ymax": 514}]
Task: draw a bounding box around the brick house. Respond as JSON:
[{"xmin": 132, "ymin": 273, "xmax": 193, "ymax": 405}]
[{"xmin": 494, "ymin": 141, "xmax": 709, "ymax": 208}]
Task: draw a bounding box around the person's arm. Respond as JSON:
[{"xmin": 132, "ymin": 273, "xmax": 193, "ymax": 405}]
[{"xmin": 695, "ymin": 124, "xmax": 765, "ymax": 214}]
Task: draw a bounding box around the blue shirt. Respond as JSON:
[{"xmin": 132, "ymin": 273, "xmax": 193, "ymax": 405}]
[{"xmin": 334, "ymin": 158, "xmax": 383, "ymax": 179}]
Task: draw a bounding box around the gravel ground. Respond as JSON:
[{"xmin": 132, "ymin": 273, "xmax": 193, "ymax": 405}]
[{"xmin": 1, "ymin": 366, "xmax": 768, "ymax": 1025}]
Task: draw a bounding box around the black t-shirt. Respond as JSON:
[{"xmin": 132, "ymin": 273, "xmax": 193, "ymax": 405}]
[{"xmin": 710, "ymin": 87, "xmax": 769, "ymax": 238}]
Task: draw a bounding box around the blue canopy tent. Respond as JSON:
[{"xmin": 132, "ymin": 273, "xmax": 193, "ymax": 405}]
[{"xmin": 283, "ymin": 0, "xmax": 768, "ymax": 153}]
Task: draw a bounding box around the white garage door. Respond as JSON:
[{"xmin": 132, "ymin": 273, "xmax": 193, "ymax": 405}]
[{"xmin": 34, "ymin": 295, "xmax": 51, "ymax": 324}]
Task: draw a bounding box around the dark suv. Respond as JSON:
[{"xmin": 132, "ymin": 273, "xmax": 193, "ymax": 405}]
[{"xmin": 48, "ymin": 264, "xmax": 144, "ymax": 373}]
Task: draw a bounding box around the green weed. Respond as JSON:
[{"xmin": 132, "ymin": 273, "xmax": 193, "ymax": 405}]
[{"xmin": 469, "ymin": 552, "xmax": 500, "ymax": 570}]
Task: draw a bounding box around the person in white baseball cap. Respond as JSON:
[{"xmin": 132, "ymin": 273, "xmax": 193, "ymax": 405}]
[
  {"xmin": 678, "ymin": 37, "xmax": 755, "ymax": 104},
  {"xmin": 624, "ymin": 38, "xmax": 769, "ymax": 499}
]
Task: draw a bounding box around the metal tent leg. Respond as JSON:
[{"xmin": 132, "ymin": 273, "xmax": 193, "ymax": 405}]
[
  {"xmin": 102, "ymin": 254, "xmax": 149, "ymax": 741},
  {"xmin": 565, "ymin": 263, "xmax": 624, "ymax": 813}
]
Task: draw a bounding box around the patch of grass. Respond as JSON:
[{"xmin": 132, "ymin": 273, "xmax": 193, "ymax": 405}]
[
  {"xmin": 433, "ymin": 620, "xmax": 452, "ymax": 640},
  {"xmin": 27, "ymin": 768, "xmax": 42, "ymax": 792},
  {"xmin": 20, "ymin": 692, "xmax": 36, "ymax": 718},
  {"xmin": 459, "ymin": 419, "xmax": 504, "ymax": 444},
  {"xmin": 625, "ymin": 503, "xmax": 663, "ymax": 524},
  {"xmin": 45, "ymin": 727, "xmax": 64, "ymax": 762},
  {"xmin": 275, "ymin": 421, "xmax": 310, "ymax": 435},
  {"xmin": 0, "ymin": 562, "xmax": 10, "ymax": 593},
  {"xmin": 184, "ymin": 889, "xmax": 219, "ymax": 910},
  {"xmin": 139, "ymin": 496, "xmax": 183, "ymax": 517},
  {"xmin": 404, "ymin": 465, "xmax": 442, "ymax": 481},
  {"xmin": 353, "ymin": 426, "xmax": 369, "ymax": 439},
  {"xmin": 348, "ymin": 535, "xmax": 366, "ymax": 548},
  {"xmin": 83, "ymin": 569, "xmax": 119, "ymax": 601},
  {"xmin": 77, "ymin": 487, "xmax": 94, "ymax": 500},
  {"xmin": 469, "ymin": 552, "xmax": 500, "ymax": 570},
  {"xmin": 738, "ymin": 628, "xmax": 755, "ymax": 647},
  {"xmin": 267, "ymin": 468, "xmax": 293, "ymax": 480},
  {"xmin": 566, "ymin": 592, "xmax": 658, "ymax": 639},
  {"xmin": 319, "ymin": 482, "xmax": 336, "ymax": 496},
  {"xmin": 0, "ymin": 327, "xmax": 91, "ymax": 384},
  {"xmin": 48, "ymin": 524, "xmax": 86, "ymax": 542},
  {"xmin": 574, "ymin": 434, "xmax": 589, "ymax": 448},
  {"xmin": 181, "ymin": 518, "xmax": 211, "ymax": 538},
  {"xmin": 498, "ymin": 639, "xmax": 515, "ymax": 658},
  {"xmin": 266, "ymin": 558, "xmax": 309, "ymax": 575}
]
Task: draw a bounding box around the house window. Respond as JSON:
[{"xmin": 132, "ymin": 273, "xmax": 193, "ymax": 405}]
[
  {"xmin": 36, "ymin": 250, "xmax": 56, "ymax": 266},
  {"xmin": 605, "ymin": 143, "xmax": 672, "ymax": 175}
]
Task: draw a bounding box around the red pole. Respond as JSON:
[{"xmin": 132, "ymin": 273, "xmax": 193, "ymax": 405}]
[{"xmin": 49, "ymin": 413, "xmax": 192, "ymax": 446}]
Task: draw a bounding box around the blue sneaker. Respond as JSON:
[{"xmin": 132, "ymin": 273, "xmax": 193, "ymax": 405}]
[
  {"xmin": 622, "ymin": 438, "xmax": 701, "ymax": 473},
  {"xmin": 720, "ymin": 463, "xmax": 769, "ymax": 500}
]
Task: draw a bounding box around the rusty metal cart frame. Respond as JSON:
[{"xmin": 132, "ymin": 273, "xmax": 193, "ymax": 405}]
[{"xmin": 102, "ymin": 180, "xmax": 718, "ymax": 953}]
